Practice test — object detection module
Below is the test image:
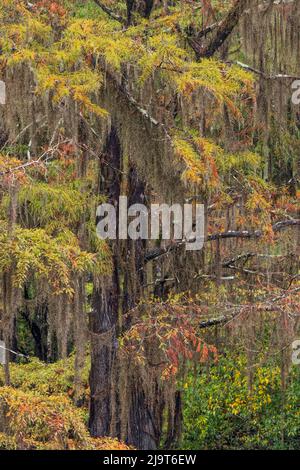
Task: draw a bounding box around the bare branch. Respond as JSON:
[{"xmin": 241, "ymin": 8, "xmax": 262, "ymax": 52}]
[
  {"xmin": 144, "ymin": 219, "xmax": 300, "ymax": 263},
  {"xmin": 0, "ymin": 141, "xmax": 68, "ymax": 177},
  {"xmin": 232, "ymin": 61, "xmax": 300, "ymax": 80}
]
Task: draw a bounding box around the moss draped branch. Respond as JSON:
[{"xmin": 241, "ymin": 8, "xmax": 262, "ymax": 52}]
[{"xmin": 144, "ymin": 219, "xmax": 300, "ymax": 263}]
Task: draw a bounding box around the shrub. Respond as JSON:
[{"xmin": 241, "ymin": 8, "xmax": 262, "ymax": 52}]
[{"xmin": 181, "ymin": 354, "xmax": 300, "ymax": 450}]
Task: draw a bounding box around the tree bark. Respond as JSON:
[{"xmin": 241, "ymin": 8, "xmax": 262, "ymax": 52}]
[
  {"xmin": 89, "ymin": 127, "xmax": 162, "ymax": 449},
  {"xmin": 89, "ymin": 127, "xmax": 121, "ymax": 437}
]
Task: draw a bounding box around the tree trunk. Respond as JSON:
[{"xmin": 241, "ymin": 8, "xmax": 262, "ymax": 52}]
[
  {"xmin": 89, "ymin": 127, "xmax": 121, "ymax": 436},
  {"xmin": 89, "ymin": 127, "xmax": 162, "ymax": 449}
]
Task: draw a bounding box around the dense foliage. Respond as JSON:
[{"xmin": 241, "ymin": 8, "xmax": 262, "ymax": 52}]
[
  {"xmin": 182, "ymin": 356, "xmax": 300, "ymax": 450},
  {"xmin": 0, "ymin": 357, "xmax": 131, "ymax": 449}
]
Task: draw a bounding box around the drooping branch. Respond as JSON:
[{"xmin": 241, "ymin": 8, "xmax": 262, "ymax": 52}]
[
  {"xmin": 106, "ymin": 69, "xmax": 172, "ymax": 141},
  {"xmin": 208, "ymin": 219, "xmax": 300, "ymax": 241},
  {"xmin": 119, "ymin": 82, "xmax": 160, "ymax": 126},
  {"xmin": 144, "ymin": 219, "xmax": 300, "ymax": 263}
]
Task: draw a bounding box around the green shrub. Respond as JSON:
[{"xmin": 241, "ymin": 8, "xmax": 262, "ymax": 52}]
[{"xmin": 181, "ymin": 354, "xmax": 300, "ymax": 449}]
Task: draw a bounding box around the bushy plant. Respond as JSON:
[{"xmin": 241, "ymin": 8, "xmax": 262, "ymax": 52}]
[
  {"xmin": 0, "ymin": 357, "xmax": 132, "ymax": 450},
  {"xmin": 181, "ymin": 353, "xmax": 300, "ymax": 450}
]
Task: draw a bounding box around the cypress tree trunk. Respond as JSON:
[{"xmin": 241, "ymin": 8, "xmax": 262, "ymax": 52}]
[
  {"xmin": 89, "ymin": 127, "xmax": 121, "ymax": 437},
  {"xmin": 89, "ymin": 127, "xmax": 161, "ymax": 449}
]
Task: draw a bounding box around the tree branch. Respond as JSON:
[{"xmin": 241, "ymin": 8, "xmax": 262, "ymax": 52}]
[
  {"xmin": 93, "ymin": 0, "xmax": 125, "ymax": 24},
  {"xmin": 189, "ymin": 0, "xmax": 248, "ymax": 59},
  {"xmin": 199, "ymin": 315, "xmax": 232, "ymax": 329},
  {"xmin": 199, "ymin": 286, "xmax": 300, "ymax": 330},
  {"xmin": 144, "ymin": 219, "xmax": 300, "ymax": 263},
  {"xmin": 232, "ymin": 61, "xmax": 300, "ymax": 80}
]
